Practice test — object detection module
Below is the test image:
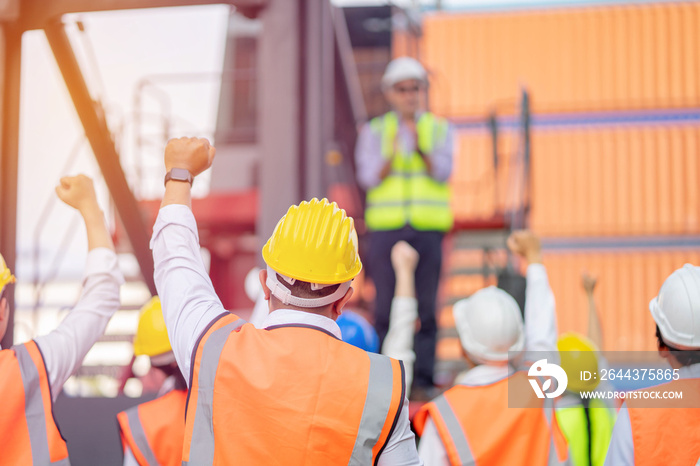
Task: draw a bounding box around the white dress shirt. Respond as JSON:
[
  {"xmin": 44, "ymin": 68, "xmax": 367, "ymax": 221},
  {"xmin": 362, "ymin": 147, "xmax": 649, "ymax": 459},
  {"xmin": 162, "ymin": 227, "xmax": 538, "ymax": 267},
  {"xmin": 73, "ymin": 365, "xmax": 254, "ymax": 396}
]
[
  {"xmin": 1, "ymin": 248, "xmax": 123, "ymax": 401},
  {"xmin": 604, "ymin": 362, "xmax": 700, "ymax": 466},
  {"xmin": 417, "ymin": 264, "xmax": 559, "ymax": 465},
  {"xmin": 151, "ymin": 204, "xmax": 423, "ymax": 466},
  {"xmin": 382, "ymin": 296, "xmax": 419, "ymax": 392}
]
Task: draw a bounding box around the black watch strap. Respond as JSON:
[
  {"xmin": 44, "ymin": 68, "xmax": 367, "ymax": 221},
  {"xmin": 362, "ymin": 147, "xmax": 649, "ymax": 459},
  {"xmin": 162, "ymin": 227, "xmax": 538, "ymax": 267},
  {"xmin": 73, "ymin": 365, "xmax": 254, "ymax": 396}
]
[{"xmin": 164, "ymin": 168, "xmax": 193, "ymax": 187}]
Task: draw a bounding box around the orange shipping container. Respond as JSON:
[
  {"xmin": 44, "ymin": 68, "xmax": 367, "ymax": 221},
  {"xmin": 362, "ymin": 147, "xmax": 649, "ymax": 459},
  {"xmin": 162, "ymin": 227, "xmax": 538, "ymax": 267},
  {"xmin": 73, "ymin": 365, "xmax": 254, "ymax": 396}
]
[
  {"xmin": 420, "ymin": 3, "xmax": 700, "ymax": 117},
  {"xmin": 451, "ymin": 124, "xmax": 700, "ymax": 236},
  {"xmin": 544, "ymin": 249, "xmax": 700, "ymax": 352}
]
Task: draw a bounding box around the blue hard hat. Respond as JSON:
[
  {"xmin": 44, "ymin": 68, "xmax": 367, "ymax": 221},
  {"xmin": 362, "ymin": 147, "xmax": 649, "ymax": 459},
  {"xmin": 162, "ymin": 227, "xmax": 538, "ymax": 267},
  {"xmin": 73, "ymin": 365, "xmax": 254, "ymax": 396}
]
[{"xmin": 337, "ymin": 310, "xmax": 380, "ymax": 353}]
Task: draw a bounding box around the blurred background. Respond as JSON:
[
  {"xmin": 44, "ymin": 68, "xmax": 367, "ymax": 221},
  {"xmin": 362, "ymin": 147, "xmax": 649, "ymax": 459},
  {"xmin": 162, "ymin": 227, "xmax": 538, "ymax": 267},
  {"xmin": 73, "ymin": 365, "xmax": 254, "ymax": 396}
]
[{"xmin": 0, "ymin": 0, "xmax": 698, "ymax": 461}]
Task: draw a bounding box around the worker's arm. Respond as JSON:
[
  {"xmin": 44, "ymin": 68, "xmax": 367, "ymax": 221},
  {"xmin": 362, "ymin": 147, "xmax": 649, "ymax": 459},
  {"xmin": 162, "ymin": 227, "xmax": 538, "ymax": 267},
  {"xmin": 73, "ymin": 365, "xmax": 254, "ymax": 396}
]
[
  {"xmin": 582, "ymin": 272, "xmax": 604, "ymax": 349},
  {"xmin": 416, "ymin": 418, "xmax": 450, "ymax": 466},
  {"xmin": 381, "ymin": 241, "xmax": 418, "ymax": 391},
  {"xmin": 604, "ymin": 403, "xmax": 634, "ymax": 465},
  {"xmin": 34, "ymin": 175, "xmax": 124, "ymax": 401},
  {"xmin": 355, "ymin": 122, "xmax": 390, "ymax": 190},
  {"xmin": 377, "ymin": 397, "xmax": 424, "ymax": 465},
  {"xmin": 151, "ymin": 137, "xmax": 225, "ymax": 381},
  {"xmin": 507, "ymin": 230, "xmax": 558, "ymax": 353}
]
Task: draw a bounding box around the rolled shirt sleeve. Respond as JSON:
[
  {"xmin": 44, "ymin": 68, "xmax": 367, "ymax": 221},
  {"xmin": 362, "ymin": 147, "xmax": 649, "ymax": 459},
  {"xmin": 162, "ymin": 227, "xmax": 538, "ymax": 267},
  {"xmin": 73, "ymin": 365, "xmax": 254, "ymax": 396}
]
[
  {"xmin": 150, "ymin": 204, "xmax": 227, "ymax": 382},
  {"xmin": 35, "ymin": 247, "xmax": 124, "ymax": 401}
]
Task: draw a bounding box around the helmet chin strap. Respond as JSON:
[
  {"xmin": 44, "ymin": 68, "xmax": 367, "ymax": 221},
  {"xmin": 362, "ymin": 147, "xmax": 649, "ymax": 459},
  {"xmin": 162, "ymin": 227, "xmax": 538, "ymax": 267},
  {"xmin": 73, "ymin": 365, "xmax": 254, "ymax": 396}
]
[{"xmin": 266, "ymin": 266, "xmax": 352, "ymax": 308}]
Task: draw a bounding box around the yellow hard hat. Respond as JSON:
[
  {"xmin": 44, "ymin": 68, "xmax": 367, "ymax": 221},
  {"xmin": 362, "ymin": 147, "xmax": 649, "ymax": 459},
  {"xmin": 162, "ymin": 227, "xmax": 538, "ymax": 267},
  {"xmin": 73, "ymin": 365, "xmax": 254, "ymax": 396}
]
[
  {"xmin": 0, "ymin": 253, "xmax": 16, "ymax": 296},
  {"xmin": 557, "ymin": 332, "xmax": 600, "ymax": 392},
  {"xmin": 262, "ymin": 198, "xmax": 362, "ymax": 285},
  {"xmin": 133, "ymin": 296, "xmax": 172, "ymax": 358}
]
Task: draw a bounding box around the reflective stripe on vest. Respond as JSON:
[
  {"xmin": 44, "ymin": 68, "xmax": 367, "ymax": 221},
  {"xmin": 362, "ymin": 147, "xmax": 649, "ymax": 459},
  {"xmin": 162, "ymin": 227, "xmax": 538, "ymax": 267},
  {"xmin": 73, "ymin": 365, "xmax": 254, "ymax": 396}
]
[
  {"xmin": 543, "ymin": 397, "xmax": 568, "ymax": 466},
  {"xmin": 183, "ymin": 314, "xmax": 405, "ymax": 465},
  {"xmin": 414, "ymin": 373, "xmax": 569, "ymax": 466},
  {"xmin": 349, "ymin": 352, "xmax": 403, "ymax": 465},
  {"xmin": 430, "ymin": 395, "xmax": 474, "ymax": 465},
  {"xmin": 185, "ymin": 318, "xmax": 245, "ymax": 464},
  {"xmin": 118, "ymin": 389, "xmax": 188, "ymax": 466},
  {"xmin": 365, "ymin": 111, "xmax": 452, "ymax": 232},
  {"xmin": 5, "ymin": 342, "xmax": 71, "ymax": 465},
  {"xmin": 120, "ymin": 407, "xmax": 158, "ymax": 466}
]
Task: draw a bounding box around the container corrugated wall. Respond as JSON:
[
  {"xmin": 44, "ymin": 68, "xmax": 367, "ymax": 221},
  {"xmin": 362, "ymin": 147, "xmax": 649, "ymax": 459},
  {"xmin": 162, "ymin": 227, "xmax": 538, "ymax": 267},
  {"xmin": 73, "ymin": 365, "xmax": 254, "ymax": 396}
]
[
  {"xmin": 544, "ymin": 249, "xmax": 700, "ymax": 351},
  {"xmin": 420, "ymin": 3, "xmax": 700, "ymax": 362},
  {"xmin": 530, "ymin": 125, "xmax": 700, "ymax": 236},
  {"xmin": 422, "ymin": 3, "xmax": 700, "ymax": 117},
  {"xmin": 451, "ymin": 130, "xmax": 523, "ymax": 221},
  {"xmin": 450, "ymin": 125, "xmax": 700, "ymax": 236},
  {"xmin": 438, "ymin": 248, "xmax": 700, "ymax": 354}
]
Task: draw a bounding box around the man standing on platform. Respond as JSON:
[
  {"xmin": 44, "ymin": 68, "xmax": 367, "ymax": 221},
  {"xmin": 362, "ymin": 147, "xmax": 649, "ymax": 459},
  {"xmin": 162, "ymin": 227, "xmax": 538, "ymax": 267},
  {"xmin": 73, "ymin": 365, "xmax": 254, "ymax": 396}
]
[{"xmin": 355, "ymin": 56, "xmax": 454, "ymax": 399}]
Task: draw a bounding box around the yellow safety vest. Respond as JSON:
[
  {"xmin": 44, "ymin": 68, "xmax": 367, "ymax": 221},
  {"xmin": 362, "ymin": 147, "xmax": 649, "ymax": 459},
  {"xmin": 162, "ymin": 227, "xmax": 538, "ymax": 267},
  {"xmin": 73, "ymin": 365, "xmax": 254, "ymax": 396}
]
[
  {"xmin": 365, "ymin": 112, "xmax": 452, "ymax": 232},
  {"xmin": 555, "ymin": 396, "xmax": 616, "ymax": 466}
]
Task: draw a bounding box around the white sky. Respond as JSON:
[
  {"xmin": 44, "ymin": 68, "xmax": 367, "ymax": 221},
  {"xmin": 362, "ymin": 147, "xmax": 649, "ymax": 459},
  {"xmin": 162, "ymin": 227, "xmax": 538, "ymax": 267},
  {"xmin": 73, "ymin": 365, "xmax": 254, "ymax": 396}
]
[{"xmin": 17, "ymin": 5, "xmax": 229, "ymax": 280}]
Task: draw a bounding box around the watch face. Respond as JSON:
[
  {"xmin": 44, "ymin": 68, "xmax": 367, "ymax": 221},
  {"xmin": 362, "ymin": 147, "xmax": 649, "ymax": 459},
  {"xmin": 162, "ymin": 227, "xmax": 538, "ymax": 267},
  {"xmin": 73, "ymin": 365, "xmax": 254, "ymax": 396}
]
[
  {"xmin": 166, "ymin": 168, "xmax": 193, "ymax": 185},
  {"xmin": 170, "ymin": 168, "xmax": 190, "ymax": 180}
]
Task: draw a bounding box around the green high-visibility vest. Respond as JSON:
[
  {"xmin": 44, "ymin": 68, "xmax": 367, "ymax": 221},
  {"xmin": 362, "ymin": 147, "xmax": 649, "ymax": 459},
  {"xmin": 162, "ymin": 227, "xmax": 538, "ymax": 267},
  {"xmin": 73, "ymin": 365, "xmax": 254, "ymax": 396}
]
[
  {"xmin": 555, "ymin": 397, "xmax": 616, "ymax": 466},
  {"xmin": 365, "ymin": 111, "xmax": 453, "ymax": 232}
]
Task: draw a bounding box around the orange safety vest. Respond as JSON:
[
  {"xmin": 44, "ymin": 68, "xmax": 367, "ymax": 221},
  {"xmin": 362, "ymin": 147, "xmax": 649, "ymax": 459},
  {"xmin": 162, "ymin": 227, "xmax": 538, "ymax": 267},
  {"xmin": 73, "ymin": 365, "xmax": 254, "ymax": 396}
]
[
  {"xmin": 413, "ymin": 372, "xmax": 569, "ymax": 466},
  {"xmin": 626, "ymin": 377, "xmax": 700, "ymax": 466},
  {"xmin": 182, "ymin": 313, "xmax": 406, "ymax": 465},
  {"xmin": 0, "ymin": 341, "xmax": 70, "ymax": 465},
  {"xmin": 117, "ymin": 389, "xmax": 188, "ymax": 466}
]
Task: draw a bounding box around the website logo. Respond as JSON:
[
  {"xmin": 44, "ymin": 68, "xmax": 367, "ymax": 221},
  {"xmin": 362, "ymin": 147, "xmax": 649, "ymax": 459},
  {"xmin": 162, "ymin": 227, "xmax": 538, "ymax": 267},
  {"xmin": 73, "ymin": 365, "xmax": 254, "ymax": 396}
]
[{"xmin": 528, "ymin": 359, "xmax": 568, "ymax": 399}]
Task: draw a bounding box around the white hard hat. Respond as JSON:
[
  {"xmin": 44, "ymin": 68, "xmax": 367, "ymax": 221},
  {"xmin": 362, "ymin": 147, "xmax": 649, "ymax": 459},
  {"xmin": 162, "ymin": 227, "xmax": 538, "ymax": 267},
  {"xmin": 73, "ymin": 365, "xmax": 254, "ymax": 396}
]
[
  {"xmin": 381, "ymin": 57, "xmax": 428, "ymax": 90},
  {"xmin": 453, "ymin": 286, "xmax": 525, "ymax": 364},
  {"xmin": 649, "ymin": 264, "xmax": 700, "ymax": 350}
]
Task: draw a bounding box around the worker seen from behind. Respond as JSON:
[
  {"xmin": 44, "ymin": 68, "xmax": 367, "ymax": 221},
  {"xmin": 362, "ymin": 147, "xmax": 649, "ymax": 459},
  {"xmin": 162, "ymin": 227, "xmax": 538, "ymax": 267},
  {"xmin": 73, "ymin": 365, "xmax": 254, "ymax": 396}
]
[
  {"xmin": 151, "ymin": 137, "xmax": 422, "ymax": 464},
  {"xmin": 355, "ymin": 56, "xmax": 453, "ymax": 400},
  {"xmin": 414, "ymin": 230, "xmax": 570, "ymax": 465},
  {"xmin": 0, "ymin": 174, "xmax": 123, "ymax": 465},
  {"xmin": 605, "ymin": 264, "xmax": 700, "ymax": 465},
  {"xmin": 117, "ymin": 296, "xmax": 187, "ymax": 466},
  {"xmin": 555, "ymin": 273, "xmax": 615, "ymax": 466}
]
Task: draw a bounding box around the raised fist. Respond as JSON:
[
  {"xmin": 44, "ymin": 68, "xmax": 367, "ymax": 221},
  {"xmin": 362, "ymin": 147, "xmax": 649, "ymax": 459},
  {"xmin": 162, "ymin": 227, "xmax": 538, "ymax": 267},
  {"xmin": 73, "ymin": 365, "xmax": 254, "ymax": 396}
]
[
  {"xmin": 164, "ymin": 137, "xmax": 216, "ymax": 177},
  {"xmin": 55, "ymin": 175, "xmax": 99, "ymax": 213},
  {"xmin": 507, "ymin": 230, "xmax": 542, "ymax": 264},
  {"xmin": 391, "ymin": 241, "xmax": 419, "ymax": 274},
  {"xmin": 581, "ymin": 271, "xmax": 598, "ymax": 295}
]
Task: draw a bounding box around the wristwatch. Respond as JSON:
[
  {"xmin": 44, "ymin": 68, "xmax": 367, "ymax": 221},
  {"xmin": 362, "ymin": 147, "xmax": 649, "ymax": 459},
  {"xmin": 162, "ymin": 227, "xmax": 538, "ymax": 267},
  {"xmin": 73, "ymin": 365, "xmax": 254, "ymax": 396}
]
[{"xmin": 164, "ymin": 168, "xmax": 193, "ymax": 187}]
